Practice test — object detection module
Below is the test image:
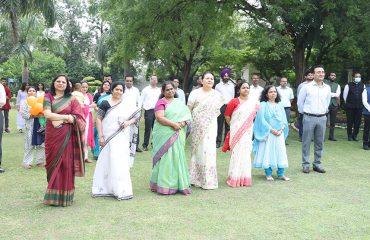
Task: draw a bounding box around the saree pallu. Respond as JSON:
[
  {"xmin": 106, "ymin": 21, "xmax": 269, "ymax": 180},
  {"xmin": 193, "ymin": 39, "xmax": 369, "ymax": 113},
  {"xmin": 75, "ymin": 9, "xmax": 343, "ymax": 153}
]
[
  {"xmin": 43, "ymin": 94, "xmax": 86, "ymax": 207},
  {"xmin": 93, "ymin": 93, "xmax": 111, "ymax": 158},
  {"xmin": 188, "ymin": 89, "xmax": 224, "ymax": 189},
  {"xmin": 83, "ymin": 93, "xmax": 95, "ymax": 158},
  {"xmin": 150, "ymin": 99, "xmax": 192, "ymax": 195},
  {"xmin": 225, "ymin": 100, "xmax": 259, "ymax": 187},
  {"xmin": 92, "ymin": 101, "xmax": 140, "ymax": 200}
]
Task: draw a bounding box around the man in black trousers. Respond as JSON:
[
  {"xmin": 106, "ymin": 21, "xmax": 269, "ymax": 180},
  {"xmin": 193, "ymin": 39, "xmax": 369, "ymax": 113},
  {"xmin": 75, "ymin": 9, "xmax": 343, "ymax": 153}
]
[{"xmin": 343, "ymin": 72, "xmax": 366, "ymax": 141}]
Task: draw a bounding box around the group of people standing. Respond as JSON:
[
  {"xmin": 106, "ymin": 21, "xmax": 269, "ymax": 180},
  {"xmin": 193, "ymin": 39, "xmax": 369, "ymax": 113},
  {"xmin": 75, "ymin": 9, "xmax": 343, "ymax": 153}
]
[{"xmin": 0, "ymin": 63, "xmax": 369, "ymax": 207}]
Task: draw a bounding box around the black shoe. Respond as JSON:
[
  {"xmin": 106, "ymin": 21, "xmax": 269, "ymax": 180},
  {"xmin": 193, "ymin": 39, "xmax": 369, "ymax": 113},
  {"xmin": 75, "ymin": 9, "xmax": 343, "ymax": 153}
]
[
  {"xmin": 143, "ymin": 146, "xmax": 148, "ymax": 151},
  {"xmin": 313, "ymin": 166, "xmax": 326, "ymax": 173},
  {"xmin": 136, "ymin": 147, "xmax": 143, "ymax": 152},
  {"xmin": 363, "ymin": 145, "xmax": 370, "ymax": 150},
  {"xmin": 328, "ymin": 138, "xmax": 337, "ymax": 141},
  {"xmin": 348, "ymin": 137, "xmax": 352, "ymax": 141},
  {"xmin": 0, "ymin": 167, "xmax": 4, "ymax": 173},
  {"xmin": 302, "ymin": 166, "xmax": 310, "ymax": 173},
  {"xmin": 352, "ymin": 136, "xmax": 358, "ymax": 141},
  {"xmin": 216, "ymin": 143, "xmax": 221, "ymax": 148},
  {"xmin": 4, "ymin": 128, "xmax": 10, "ymax": 133}
]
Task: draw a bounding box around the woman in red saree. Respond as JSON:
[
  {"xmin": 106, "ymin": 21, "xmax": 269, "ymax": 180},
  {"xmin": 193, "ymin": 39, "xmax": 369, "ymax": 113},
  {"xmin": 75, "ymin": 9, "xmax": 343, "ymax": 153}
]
[{"xmin": 43, "ymin": 75, "xmax": 86, "ymax": 207}]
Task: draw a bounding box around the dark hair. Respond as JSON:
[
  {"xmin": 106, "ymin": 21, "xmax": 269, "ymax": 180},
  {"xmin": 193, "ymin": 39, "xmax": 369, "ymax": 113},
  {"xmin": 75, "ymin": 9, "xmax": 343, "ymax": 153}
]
[
  {"xmin": 80, "ymin": 80, "xmax": 88, "ymax": 85},
  {"xmin": 353, "ymin": 72, "xmax": 361, "ymax": 77},
  {"xmin": 111, "ymin": 81, "xmax": 125, "ymax": 94},
  {"xmin": 124, "ymin": 73, "xmax": 134, "ymax": 80},
  {"xmin": 312, "ymin": 65, "xmax": 324, "ymax": 73},
  {"xmin": 20, "ymin": 82, "xmax": 28, "ymax": 91},
  {"xmin": 260, "ymin": 85, "xmax": 281, "ymax": 103},
  {"xmin": 104, "ymin": 74, "xmax": 112, "ymax": 78},
  {"xmin": 37, "ymin": 82, "xmax": 45, "ymax": 91},
  {"xmin": 202, "ymin": 71, "xmax": 214, "ymax": 79},
  {"xmin": 251, "ymin": 72, "xmax": 260, "ymax": 78},
  {"xmin": 159, "ymin": 81, "xmax": 178, "ymax": 99},
  {"xmin": 99, "ymin": 80, "xmax": 111, "ymax": 94},
  {"xmin": 327, "ymin": 72, "xmax": 336, "ymax": 76},
  {"xmin": 1, "ymin": 77, "xmax": 6, "ymax": 81},
  {"xmin": 50, "ymin": 75, "xmax": 71, "ymax": 97},
  {"xmin": 304, "ymin": 69, "xmax": 313, "ymax": 76},
  {"xmin": 239, "ymin": 81, "xmax": 249, "ymax": 87},
  {"xmin": 26, "ymin": 86, "xmax": 37, "ymax": 93}
]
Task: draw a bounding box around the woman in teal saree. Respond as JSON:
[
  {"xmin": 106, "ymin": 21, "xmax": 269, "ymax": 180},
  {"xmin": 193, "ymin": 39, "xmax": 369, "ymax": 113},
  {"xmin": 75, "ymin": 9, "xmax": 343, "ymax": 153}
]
[{"xmin": 150, "ymin": 81, "xmax": 192, "ymax": 195}]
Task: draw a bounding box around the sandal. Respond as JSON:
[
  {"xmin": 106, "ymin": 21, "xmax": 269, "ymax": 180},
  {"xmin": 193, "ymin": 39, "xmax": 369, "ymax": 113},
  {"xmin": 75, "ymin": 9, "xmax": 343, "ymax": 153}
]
[
  {"xmin": 266, "ymin": 176, "xmax": 274, "ymax": 181},
  {"xmin": 85, "ymin": 159, "xmax": 93, "ymax": 163},
  {"xmin": 278, "ymin": 176, "xmax": 290, "ymax": 181}
]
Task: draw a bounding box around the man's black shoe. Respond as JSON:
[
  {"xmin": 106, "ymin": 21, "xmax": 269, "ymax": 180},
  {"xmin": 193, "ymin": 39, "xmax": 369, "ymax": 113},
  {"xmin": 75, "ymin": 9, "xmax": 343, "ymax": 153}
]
[
  {"xmin": 313, "ymin": 166, "xmax": 326, "ymax": 173},
  {"xmin": 216, "ymin": 143, "xmax": 221, "ymax": 148},
  {"xmin": 136, "ymin": 147, "xmax": 143, "ymax": 153},
  {"xmin": 328, "ymin": 138, "xmax": 337, "ymax": 141},
  {"xmin": 363, "ymin": 145, "xmax": 370, "ymax": 150},
  {"xmin": 0, "ymin": 167, "xmax": 4, "ymax": 173},
  {"xmin": 352, "ymin": 136, "xmax": 359, "ymax": 141},
  {"xmin": 302, "ymin": 167, "xmax": 309, "ymax": 173},
  {"xmin": 143, "ymin": 146, "xmax": 148, "ymax": 151}
]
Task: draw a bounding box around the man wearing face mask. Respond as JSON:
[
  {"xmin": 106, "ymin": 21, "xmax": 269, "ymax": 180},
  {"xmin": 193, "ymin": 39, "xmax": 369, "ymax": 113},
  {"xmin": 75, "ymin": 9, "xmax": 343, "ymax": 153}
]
[
  {"xmin": 324, "ymin": 72, "xmax": 341, "ymax": 141},
  {"xmin": 343, "ymin": 72, "xmax": 366, "ymax": 141}
]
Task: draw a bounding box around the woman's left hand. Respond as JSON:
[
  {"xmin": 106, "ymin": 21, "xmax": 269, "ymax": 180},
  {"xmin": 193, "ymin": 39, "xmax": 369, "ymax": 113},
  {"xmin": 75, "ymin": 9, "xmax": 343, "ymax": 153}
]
[{"xmin": 121, "ymin": 121, "xmax": 130, "ymax": 129}]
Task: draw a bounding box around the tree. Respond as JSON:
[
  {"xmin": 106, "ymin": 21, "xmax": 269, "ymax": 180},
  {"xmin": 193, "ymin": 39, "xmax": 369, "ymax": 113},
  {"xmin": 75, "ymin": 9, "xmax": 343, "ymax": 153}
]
[
  {"xmin": 102, "ymin": 0, "xmax": 234, "ymax": 92},
  {"xmin": 0, "ymin": 0, "xmax": 56, "ymax": 45},
  {"xmin": 230, "ymin": 0, "xmax": 370, "ymax": 84}
]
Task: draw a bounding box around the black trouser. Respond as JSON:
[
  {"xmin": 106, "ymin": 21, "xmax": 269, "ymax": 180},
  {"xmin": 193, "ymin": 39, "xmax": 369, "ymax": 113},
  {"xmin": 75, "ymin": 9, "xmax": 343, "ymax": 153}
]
[
  {"xmin": 346, "ymin": 108, "xmax": 363, "ymax": 138},
  {"xmin": 363, "ymin": 115, "xmax": 370, "ymax": 146},
  {"xmin": 298, "ymin": 113, "xmax": 304, "ymax": 139},
  {"xmin": 143, "ymin": 109, "xmax": 155, "ymax": 148},
  {"xmin": 2, "ymin": 109, "xmax": 9, "ymax": 129},
  {"xmin": 327, "ymin": 105, "xmax": 338, "ymax": 139},
  {"xmin": 216, "ymin": 104, "xmax": 229, "ymax": 145}
]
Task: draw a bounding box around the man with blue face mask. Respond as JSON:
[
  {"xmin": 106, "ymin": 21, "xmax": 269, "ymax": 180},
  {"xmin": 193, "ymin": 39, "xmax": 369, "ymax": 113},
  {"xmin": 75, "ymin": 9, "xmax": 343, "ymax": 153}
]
[{"xmin": 343, "ymin": 72, "xmax": 366, "ymax": 141}]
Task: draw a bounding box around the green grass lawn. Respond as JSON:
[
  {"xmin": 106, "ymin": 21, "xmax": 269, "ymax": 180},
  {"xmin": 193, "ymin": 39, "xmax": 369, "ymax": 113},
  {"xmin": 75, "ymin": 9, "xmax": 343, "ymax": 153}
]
[{"xmin": 1, "ymin": 109, "xmax": 369, "ymax": 239}]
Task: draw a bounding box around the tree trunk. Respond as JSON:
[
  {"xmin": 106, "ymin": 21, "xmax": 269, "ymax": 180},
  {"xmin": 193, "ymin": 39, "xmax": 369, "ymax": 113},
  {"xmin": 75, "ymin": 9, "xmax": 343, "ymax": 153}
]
[
  {"xmin": 22, "ymin": 60, "xmax": 29, "ymax": 83},
  {"xmin": 182, "ymin": 60, "xmax": 192, "ymax": 93},
  {"xmin": 293, "ymin": 41, "xmax": 306, "ymax": 85},
  {"xmin": 123, "ymin": 59, "xmax": 130, "ymax": 77},
  {"xmin": 10, "ymin": 11, "xmax": 19, "ymax": 45}
]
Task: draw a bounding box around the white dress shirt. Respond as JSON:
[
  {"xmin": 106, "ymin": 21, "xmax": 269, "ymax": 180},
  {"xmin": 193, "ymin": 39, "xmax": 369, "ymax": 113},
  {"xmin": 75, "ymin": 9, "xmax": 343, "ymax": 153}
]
[
  {"xmin": 215, "ymin": 81, "xmax": 235, "ymax": 104},
  {"xmin": 140, "ymin": 85, "xmax": 161, "ymax": 110},
  {"xmin": 297, "ymin": 81, "xmax": 331, "ymax": 114},
  {"xmin": 276, "ymin": 86, "xmax": 294, "ymax": 108},
  {"xmin": 123, "ymin": 86, "xmax": 141, "ymax": 108},
  {"xmin": 0, "ymin": 84, "xmax": 6, "ymax": 108},
  {"xmin": 249, "ymin": 85, "xmax": 264, "ymax": 102},
  {"xmin": 343, "ymin": 83, "xmax": 366, "ymax": 103},
  {"xmin": 176, "ymin": 88, "xmax": 186, "ymax": 104},
  {"xmin": 297, "ymin": 81, "xmax": 310, "ymax": 97},
  {"xmin": 363, "ymin": 89, "xmax": 370, "ymax": 112},
  {"xmin": 330, "ymin": 84, "xmax": 341, "ymax": 98}
]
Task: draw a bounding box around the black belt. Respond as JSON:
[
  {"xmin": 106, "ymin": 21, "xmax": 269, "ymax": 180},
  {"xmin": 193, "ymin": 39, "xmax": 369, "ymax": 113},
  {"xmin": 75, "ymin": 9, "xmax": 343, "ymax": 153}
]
[{"xmin": 304, "ymin": 112, "xmax": 326, "ymax": 117}]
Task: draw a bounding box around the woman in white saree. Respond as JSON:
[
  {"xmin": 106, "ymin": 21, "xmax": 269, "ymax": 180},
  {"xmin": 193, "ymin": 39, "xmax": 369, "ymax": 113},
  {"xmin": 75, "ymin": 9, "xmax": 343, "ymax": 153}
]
[
  {"xmin": 223, "ymin": 82, "xmax": 259, "ymax": 187},
  {"xmin": 92, "ymin": 82, "xmax": 140, "ymax": 200},
  {"xmin": 187, "ymin": 72, "xmax": 224, "ymax": 189}
]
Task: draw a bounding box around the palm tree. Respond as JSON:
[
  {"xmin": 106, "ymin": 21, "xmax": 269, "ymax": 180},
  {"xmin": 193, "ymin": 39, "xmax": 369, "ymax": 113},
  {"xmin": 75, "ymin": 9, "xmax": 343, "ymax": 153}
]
[{"xmin": 0, "ymin": 0, "xmax": 56, "ymax": 45}]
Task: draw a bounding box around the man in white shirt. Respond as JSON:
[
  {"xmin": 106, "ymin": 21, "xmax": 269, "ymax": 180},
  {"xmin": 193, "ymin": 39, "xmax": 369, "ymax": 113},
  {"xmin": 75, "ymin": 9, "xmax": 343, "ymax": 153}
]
[
  {"xmin": 297, "ymin": 70, "xmax": 314, "ymax": 141},
  {"xmin": 0, "ymin": 83, "xmax": 6, "ymax": 173},
  {"xmin": 249, "ymin": 73, "xmax": 263, "ymax": 102},
  {"xmin": 140, "ymin": 75, "xmax": 161, "ymax": 151},
  {"xmin": 324, "ymin": 72, "xmax": 341, "ymax": 141},
  {"xmin": 124, "ymin": 74, "xmax": 143, "ymax": 152},
  {"xmin": 276, "ymin": 77, "xmax": 294, "ymax": 123},
  {"xmin": 297, "ymin": 65, "xmax": 331, "ymax": 174},
  {"xmin": 172, "ymin": 78, "xmax": 186, "ymax": 104},
  {"xmin": 215, "ymin": 68, "xmax": 234, "ymax": 148}
]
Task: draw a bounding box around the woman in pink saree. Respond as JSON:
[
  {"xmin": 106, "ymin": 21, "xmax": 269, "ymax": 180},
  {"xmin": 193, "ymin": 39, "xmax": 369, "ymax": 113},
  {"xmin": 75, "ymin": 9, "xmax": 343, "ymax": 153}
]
[
  {"xmin": 81, "ymin": 81, "xmax": 95, "ymax": 163},
  {"xmin": 43, "ymin": 75, "xmax": 86, "ymax": 207}
]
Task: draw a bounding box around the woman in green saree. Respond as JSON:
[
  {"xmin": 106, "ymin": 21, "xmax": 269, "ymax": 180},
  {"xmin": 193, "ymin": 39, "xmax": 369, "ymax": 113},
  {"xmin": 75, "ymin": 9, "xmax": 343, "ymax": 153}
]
[{"xmin": 150, "ymin": 81, "xmax": 192, "ymax": 195}]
